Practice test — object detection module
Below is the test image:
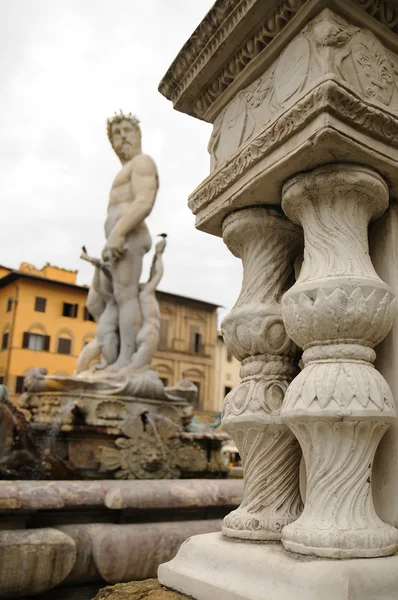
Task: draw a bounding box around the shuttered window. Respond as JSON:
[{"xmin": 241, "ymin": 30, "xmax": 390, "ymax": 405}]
[
  {"xmin": 84, "ymin": 307, "xmax": 95, "ymax": 322},
  {"xmin": 63, "ymin": 303, "xmax": 78, "ymax": 318},
  {"xmin": 22, "ymin": 332, "xmax": 50, "ymax": 351},
  {"xmin": 34, "ymin": 297, "xmax": 47, "ymax": 312},
  {"xmin": 2, "ymin": 333, "xmax": 9, "ymax": 350},
  {"xmin": 190, "ymin": 326, "xmax": 203, "ymax": 354},
  {"xmin": 15, "ymin": 376, "xmax": 25, "ymax": 393},
  {"xmin": 58, "ymin": 337, "xmax": 72, "ymax": 355}
]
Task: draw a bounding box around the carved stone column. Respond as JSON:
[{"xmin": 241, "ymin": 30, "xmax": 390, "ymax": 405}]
[
  {"xmin": 281, "ymin": 164, "xmax": 398, "ymax": 558},
  {"xmin": 221, "ymin": 207, "xmax": 303, "ymax": 540}
]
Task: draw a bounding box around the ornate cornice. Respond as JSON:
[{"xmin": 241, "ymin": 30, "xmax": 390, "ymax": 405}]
[
  {"xmin": 159, "ymin": 0, "xmax": 309, "ymax": 117},
  {"xmin": 193, "ymin": 0, "xmax": 309, "ymax": 118},
  {"xmin": 159, "ymin": 0, "xmax": 252, "ymax": 103},
  {"xmin": 160, "ymin": 0, "xmax": 398, "ymax": 120},
  {"xmin": 188, "ymin": 80, "xmax": 398, "ymax": 214}
]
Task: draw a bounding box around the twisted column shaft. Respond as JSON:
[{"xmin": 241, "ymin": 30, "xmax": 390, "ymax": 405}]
[
  {"xmin": 281, "ymin": 164, "xmax": 398, "ymax": 558},
  {"xmin": 221, "ymin": 207, "xmax": 303, "ymax": 540}
]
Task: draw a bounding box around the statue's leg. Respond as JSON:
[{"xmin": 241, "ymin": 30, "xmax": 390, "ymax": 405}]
[
  {"xmin": 75, "ymin": 339, "xmax": 101, "ymax": 374},
  {"xmin": 110, "ymin": 251, "xmax": 143, "ymax": 370},
  {"xmin": 98, "ymin": 298, "xmax": 119, "ymax": 366},
  {"xmin": 86, "ymin": 270, "xmax": 106, "ymax": 321}
]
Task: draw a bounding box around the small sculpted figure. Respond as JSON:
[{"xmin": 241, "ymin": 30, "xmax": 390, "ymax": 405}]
[
  {"xmin": 75, "ymin": 247, "xmax": 118, "ymax": 374},
  {"xmin": 125, "ymin": 234, "xmax": 167, "ymax": 374}
]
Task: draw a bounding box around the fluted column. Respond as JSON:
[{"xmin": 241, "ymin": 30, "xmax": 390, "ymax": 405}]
[
  {"xmin": 221, "ymin": 207, "xmax": 303, "ymax": 540},
  {"xmin": 281, "ymin": 164, "xmax": 398, "ymax": 558}
]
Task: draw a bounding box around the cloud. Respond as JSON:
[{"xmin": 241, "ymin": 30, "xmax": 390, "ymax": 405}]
[{"xmin": 0, "ymin": 0, "xmax": 243, "ymax": 323}]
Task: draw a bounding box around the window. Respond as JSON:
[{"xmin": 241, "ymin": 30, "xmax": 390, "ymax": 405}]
[
  {"xmin": 2, "ymin": 332, "xmax": 9, "ymax": 350},
  {"xmin": 34, "ymin": 297, "xmax": 47, "ymax": 312},
  {"xmin": 6, "ymin": 298, "xmax": 12, "ymax": 312},
  {"xmin": 84, "ymin": 307, "xmax": 95, "ymax": 322},
  {"xmin": 22, "ymin": 332, "xmax": 50, "ymax": 351},
  {"xmin": 15, "ymin": 376, "xmax": 25, "ymax": 394},
  {"xmin": 194, "ymin": 332, "xmax": 202, "ymax": 354},
  {"xmin": 227, "ymin": 350, "xmax": 233, "ymax": 362},
  {"xmin": 159, "ymin": 319, "xmax": 169, "ymax": 349},
  {"xmin": 224, "ymin": 386, "xmax": 232, "ymax": 396},
  {"xmin": 160, "ymin": 377, "xmax": 169, "ymax": 387},
  {"xmin": 58, "ymin": 337, "xmax": 72, "ymax": 355},
  {"xmin": 190, "ymin": 326, "xmax": 203, "ymax": 354},
  {"xmin": 63, "ymin": 303, "xmax": 78, "ymax": 318},
  {"xmin": 28, "ymin": 334, "xmax": 45, "ymax": 351},
  {"xmin": 0, "ymin": 376, "xmax": 4, "ymax": 385},
  {"xmin": 190, "ymin": 326, "xmax": 204, "ymax": 355}
]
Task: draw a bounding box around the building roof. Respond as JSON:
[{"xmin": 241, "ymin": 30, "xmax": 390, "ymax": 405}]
[{"xmin": 0, "ymin": 269, "xmax": 221, "ymax": 310}]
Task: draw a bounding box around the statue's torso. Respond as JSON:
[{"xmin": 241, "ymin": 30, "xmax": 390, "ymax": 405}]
[{"xmin": 105, "ymin": 159, "xmax": 135, "ymax": 238}]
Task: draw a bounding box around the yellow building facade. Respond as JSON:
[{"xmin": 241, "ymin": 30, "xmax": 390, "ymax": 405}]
[
  {"xmin": 214, "ymin": 333, "xmax": 241, "ymax": 411},
  {"xmin": 0, "ymin": 262, "xmax": 218, "ymax": 410}
]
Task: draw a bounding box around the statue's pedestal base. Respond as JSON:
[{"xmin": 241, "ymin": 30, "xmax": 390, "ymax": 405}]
[{"xmin": 158, "ymin": 532, "xmax": 398, "ymax": 600}]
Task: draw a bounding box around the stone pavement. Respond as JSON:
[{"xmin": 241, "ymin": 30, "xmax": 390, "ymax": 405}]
[{"xmin": 93, "ymin": 579, "xmax": 189, "ymax": 599}]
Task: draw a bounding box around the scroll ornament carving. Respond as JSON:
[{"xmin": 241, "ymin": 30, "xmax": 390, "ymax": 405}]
[
  {"xmin": 194, "ymin": 0, "xmax": 309, "ymax": 116},
  {"xmin": 221, "ymin": 207, "xmax": 303, "ymax": 540},
  {"xmin": 305, "ymin": 11, "xmax": 398, "ymax": 109},
  {"xmin": 207, "ymin": 10, "xmax": 398, "ymax": 176},
  {"xmin": 191, "ymin": 80, "xmax": 398, "ymax": 215},
  {"xmin": 161, "ymin": 0, "xmax": 398, "ymax": 115},
  {"xmin": 280, "ymin": 164, "xmax": 398, "ymax": 558},
  {"xmin": 357, "ymin": 0, "xmax": 398, "ymax": 33},
  {"xmin": 193, "ymin": 0, "xmax": 398, "ymax": 117}
]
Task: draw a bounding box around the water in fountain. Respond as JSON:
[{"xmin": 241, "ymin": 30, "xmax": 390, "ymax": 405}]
[
  {"xmin": 142, "ymin": 412, "xmax": 168, "ymax": 463},
  {"xmin": 44, "ymin": 401, "xmax": 79, "ymax": 458}
]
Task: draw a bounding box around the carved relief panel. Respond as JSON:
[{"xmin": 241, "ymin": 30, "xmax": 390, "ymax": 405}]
[{"xmin": 209, "ymin": 8, "xmax": 398, "ymax": 171}]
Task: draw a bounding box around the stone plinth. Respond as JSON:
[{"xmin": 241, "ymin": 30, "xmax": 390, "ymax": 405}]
[{"xmin": 159, "ymin": 533, "xmax": 398, "ymax": 600}]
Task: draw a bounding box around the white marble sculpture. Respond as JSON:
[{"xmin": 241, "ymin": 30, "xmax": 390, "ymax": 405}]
[
  {"xmin": 158, "ymin": 1, "xmax": 398, "ymax": 598},
  {"xmin": 81, "ymin": 111, "xmax": 159, "ymax": 373},
  {"xmin": 24, "ymin": 114, "xmax": 184, "ymax": 401}
]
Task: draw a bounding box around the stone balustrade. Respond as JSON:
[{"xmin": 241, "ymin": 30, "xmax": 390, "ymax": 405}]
[{"xmin": 158, "ymin": 1, "xmax": 398, "ymax": 598}]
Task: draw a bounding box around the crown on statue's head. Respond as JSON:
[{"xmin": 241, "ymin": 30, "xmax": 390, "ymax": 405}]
[{"xmin": 107, "ymin": 110, "xmax": 141, "ymax": 147}]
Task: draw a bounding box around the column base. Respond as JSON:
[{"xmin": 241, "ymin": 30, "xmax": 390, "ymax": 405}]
[{"xmin": 158, "ymin": 533, "xmax": 398, "ymax": 600}]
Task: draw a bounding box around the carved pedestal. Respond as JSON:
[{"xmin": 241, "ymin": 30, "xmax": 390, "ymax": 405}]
[
  {"xmin": 221, "ymin": 207, "xmax": 303, "ymax": 540},
  {"xmin": 281, "ymin": 164, "xmax": 398, "ymax": 558},
  {"xmin": 159, "ymin": 2, "xmax": 398, "ymax": 598}
]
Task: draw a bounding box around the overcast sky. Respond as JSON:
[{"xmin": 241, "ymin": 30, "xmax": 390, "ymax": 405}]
[{"xmin": 1, "ymin": 0, "xmax": 242, "ymax": 322}]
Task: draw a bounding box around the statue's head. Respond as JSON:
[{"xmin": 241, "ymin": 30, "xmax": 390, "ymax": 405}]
[{"xmin": 107, "ymin": 110, "xmax": 141, "ymax": 163}]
